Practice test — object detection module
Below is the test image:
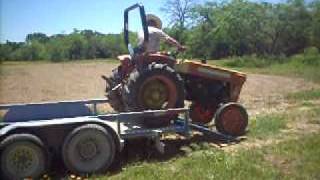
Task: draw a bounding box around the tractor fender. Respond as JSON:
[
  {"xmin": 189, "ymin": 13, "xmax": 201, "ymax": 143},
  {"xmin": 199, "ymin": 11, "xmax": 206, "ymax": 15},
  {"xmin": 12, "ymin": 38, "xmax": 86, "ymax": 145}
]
[{"xmin": 142, "ymin": 53, "xmax": 176, "ymax": 67}]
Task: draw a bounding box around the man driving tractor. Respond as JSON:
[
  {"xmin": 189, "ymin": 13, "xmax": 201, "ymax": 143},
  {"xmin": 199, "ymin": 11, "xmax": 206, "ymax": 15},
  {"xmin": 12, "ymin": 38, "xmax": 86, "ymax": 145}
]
[
  {"xmin": 138, "ymin": 14, "xmax": 186, "ymax": 53},
  {"xmin": 104, "ymin": 4, "xmax": 248, "ymax": 134}
]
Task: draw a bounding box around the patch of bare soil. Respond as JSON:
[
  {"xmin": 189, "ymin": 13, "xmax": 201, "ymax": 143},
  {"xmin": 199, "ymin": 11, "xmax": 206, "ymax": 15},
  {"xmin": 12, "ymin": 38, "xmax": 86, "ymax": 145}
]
[
  {"xmin": 0, "ymin": 62, "xmax": 116, "ymax": 104},
  {"xmin": 239, "ymin": 74, "xmax": 318, "ymax": 117},
  {"xmin": 264, "ymin": 154, "xmax": 292, "ymax": 176},
  {"xmin": 0, "ymin": 62, "xmax": 119, "ymax": 113}
]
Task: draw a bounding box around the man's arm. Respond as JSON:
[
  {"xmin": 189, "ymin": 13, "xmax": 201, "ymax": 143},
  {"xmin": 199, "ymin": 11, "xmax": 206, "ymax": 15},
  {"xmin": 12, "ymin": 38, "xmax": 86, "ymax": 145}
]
[
  {"xmin": 156, "ymin": 28, "xmax": 186, "ymax": 51},
  {"xmin": 165, "ymin": 37, "xmax": 186, "ymax": 51}
]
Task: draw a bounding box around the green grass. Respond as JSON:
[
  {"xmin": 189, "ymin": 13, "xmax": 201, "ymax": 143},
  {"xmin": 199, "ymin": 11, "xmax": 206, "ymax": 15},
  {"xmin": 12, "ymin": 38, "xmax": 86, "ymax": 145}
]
[
  {"xmin": 248, "ymin": 114, "xmax": 287, "ymax": 139},
  {"xmin": 103, "ymin": 133, "xmax": 320, "ymax": 180},
  {"xmin": 287, "ymin": 89, "xmax": 320, "ymax": 101},
  {"xmin": 107, "ymin": 147, "xmax": 279, "ymax": 180},
  {"xmin": 262, "ymin": 133, "xmax": 320, "ymax": 179},
  {"xmin": 286, "ymin": 89, "xmax": 320, "ymax": 124},
  {"xmin": 210, "ymin": 51, "xmax": 320, "ymax": 83},
  {"xmin": 308, "ymin": 107, "xmax": 320, "ymax": 124},
  {"xmin": 217, "ymin": 55, "xmax": 276, "ymax": 68},
  {"xmin": 255, "ymin": 63, "xmax": 320, "ymax": 83}
]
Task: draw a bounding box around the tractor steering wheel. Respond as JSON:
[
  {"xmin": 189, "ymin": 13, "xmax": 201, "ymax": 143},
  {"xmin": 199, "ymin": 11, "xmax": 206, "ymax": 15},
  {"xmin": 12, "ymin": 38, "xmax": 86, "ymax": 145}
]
[{"xmin": 169, "ymin": 50, "xmax": 186, "ymax": 62}]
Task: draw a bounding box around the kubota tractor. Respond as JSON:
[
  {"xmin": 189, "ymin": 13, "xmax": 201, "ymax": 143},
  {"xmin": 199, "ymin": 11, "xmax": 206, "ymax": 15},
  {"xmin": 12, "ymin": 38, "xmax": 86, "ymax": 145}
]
[{"xmin": 102, "ymin": 4, "xmax": 248, "ymax": 136}]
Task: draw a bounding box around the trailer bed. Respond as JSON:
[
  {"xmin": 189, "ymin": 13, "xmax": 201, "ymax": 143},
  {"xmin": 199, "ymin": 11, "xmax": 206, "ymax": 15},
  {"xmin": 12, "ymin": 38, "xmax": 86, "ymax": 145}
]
[{"xmin": 0, "ymin": 98, "xmax": 239, "ymax": 180}]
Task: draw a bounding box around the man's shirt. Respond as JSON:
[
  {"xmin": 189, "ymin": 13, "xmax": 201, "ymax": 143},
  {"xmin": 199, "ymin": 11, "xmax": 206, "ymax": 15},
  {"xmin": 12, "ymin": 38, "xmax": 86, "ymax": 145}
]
[{"xmin": 138, "ymin": 26, "xmax": 170, "ymax": 53}]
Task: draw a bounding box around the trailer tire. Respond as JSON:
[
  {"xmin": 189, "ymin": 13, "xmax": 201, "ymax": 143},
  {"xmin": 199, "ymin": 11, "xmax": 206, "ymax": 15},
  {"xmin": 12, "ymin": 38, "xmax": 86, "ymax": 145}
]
[
  {"xmin": 215, "ymin": 103, "xmax": 248, "ymax": 136},
  {"xmin": 62, "ymin": 124, "xmax": 116, "ymax": 175},
  {"xmin": 0, "ymin": 134, "xmax": 47, "ymax": 180}
]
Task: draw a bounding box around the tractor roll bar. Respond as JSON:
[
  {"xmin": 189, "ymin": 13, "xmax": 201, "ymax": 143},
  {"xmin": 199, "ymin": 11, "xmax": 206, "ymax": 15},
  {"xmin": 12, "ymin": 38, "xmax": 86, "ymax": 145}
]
[{"xmin": 124, "ymin": 3, "xmax": 149, "ymax": 51}]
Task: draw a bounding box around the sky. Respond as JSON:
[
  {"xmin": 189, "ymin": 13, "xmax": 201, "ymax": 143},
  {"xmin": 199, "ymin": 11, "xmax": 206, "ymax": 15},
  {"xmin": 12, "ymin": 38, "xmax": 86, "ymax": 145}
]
[
  {"xmin": 1, "ymin": 0, "xmax": 283, "ymax": 42},
  {"xmin": 0, "ymin": 0, "xmax": 167, "ymax": 42}
]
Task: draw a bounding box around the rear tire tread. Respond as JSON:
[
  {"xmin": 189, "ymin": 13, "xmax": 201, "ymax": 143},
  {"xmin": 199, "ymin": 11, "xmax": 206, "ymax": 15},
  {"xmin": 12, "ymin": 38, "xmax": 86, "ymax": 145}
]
[{"xmin": 122, "ymin": 63, "xmax": 185, "ymax": 127}]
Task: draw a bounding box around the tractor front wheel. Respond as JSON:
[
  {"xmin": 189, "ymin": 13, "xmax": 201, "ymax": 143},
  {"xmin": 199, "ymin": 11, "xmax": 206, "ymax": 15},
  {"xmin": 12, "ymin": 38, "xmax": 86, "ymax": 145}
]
[{"xmin": 215, "ymin": 103, "xmax": 248, "ymax": 136}]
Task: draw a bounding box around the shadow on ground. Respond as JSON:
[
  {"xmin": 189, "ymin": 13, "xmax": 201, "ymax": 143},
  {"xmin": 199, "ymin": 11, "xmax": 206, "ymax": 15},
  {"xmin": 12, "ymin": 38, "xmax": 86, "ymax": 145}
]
[{"xmin": 49, "ymin": 133, "xmax": 244, "ymax": 179}]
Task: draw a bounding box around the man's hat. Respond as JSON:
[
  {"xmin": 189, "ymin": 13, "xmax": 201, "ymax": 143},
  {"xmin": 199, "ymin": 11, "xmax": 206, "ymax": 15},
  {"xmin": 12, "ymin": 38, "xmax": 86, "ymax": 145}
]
[{"xmin": 146, "ymin": 14, "xmax": 162, "ymax": 29}]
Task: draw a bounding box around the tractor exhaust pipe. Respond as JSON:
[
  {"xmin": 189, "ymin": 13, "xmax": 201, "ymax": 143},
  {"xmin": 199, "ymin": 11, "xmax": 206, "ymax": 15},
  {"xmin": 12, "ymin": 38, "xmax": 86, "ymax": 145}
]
[
  {"xmin": 101, "ymin": 75, "xmax": 112, "ymax": 92},
  {"xmin": 101, "ymin": 75, "xmax": 108, "ymax": 81}
]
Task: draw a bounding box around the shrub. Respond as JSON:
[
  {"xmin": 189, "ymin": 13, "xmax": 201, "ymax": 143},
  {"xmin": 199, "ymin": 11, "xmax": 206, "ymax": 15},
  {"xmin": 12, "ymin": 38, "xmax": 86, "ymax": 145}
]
[
  {"xmin": 291, "ymin": 47, "xmax": 320, "ymax": 66},
  {"xmin": 304, "ymin": 46, "xmax": 319, "ymax": 55},
  {"xmin": 223, "ymin": 55, "xmax": 281, "ymax": 68}
]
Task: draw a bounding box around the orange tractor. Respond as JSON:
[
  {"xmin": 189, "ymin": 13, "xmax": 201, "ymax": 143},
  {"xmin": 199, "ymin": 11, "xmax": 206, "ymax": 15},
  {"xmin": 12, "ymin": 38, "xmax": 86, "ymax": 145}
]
[{"xmin": 102, "ymin": 4, "xmax": 248, "ymax": 136}]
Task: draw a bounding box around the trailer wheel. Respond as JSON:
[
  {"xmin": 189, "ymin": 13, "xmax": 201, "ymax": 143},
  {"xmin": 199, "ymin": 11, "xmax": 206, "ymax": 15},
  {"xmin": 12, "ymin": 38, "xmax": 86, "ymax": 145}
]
[
  {"xmin": 0, "ymin": 134, "xmax": 47, "ymax": 180},
  {"xmin": 62, "ymin": 124, "xmax": 116, "ymax": 174},
  {"xmin": 215, "ymin": 103, "xmax": 248, "ymax": 136}
]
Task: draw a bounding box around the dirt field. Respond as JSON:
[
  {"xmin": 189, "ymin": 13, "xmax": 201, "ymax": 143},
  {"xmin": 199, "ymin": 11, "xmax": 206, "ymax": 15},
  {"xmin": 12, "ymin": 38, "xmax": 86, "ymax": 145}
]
[
  {"xmin": 0, "ymin": 61, "xmax": 316, "ymax": 115},
  {"xmin": 0, "ymin": 61, "xmax": 112, "ymax": 104}
]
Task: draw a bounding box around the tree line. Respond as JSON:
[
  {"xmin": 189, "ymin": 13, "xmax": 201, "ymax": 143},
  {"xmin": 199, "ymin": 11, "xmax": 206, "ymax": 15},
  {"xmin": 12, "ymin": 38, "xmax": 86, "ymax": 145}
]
[
  {"xmin": 1, "ymin": 0, "xmax": 319, "ymax": 61},
  {"xmin": 163, "ymin": 0, "xmax": 320, "ymax": 59},
  {"xmin": 0, "ymin": 30, "xmax": 133, "ymax": 61}
]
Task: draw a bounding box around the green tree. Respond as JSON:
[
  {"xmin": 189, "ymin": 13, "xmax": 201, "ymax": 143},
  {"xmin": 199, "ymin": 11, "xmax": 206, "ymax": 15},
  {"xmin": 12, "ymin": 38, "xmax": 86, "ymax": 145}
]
[
  {"xmin": 161, "ymin": 0, "xmax": 195, "ymax": 43},
  {"xmin": 47, "ymin": 38, "xmax": 68, "ymax": 61},
  {"xmin": 66, "ymin": 32, "xmax": 86, "ymax": 60},
  {"xmin": 26, "ymin": 33, "xmax": 49, "ymax": 44},
  {"xmin": 310, "ymin": 0, "xmax": 320, "ymax": 49}
]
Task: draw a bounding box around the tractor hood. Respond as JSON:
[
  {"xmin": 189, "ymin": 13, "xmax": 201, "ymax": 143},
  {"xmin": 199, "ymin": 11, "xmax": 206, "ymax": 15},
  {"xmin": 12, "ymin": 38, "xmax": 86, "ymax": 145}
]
[{"xmin": 175, "ymin": 60, "xmax": 246, "ymax": 101}]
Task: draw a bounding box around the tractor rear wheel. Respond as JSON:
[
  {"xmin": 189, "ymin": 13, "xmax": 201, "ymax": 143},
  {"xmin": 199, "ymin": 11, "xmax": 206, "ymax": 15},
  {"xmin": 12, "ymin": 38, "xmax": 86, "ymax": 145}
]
[
  {"xmin": 215, "ymin": 103, "xmax": 248, "ymax": 136},
  {"xmin": 123, "ymin": 63, "xmax": 185, "ymax": 127}
]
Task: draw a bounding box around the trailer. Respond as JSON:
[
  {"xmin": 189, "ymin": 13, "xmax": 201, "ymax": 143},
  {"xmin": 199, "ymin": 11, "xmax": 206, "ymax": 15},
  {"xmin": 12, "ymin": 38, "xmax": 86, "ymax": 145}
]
[{"xmin": 0, "ymin": 99, "xmax": 246, "ymax": 179}]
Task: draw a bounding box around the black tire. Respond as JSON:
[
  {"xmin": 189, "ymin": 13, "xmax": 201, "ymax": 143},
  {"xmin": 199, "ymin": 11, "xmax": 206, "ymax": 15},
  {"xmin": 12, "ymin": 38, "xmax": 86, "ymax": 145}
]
[
  {"xmin": 122, "ymin": 63, "xmax": 185, "ymax": 127},
  {"xmin": 62, "ymin": 124, "xmax": 116, "ymax": 175},
  {"xmin": 215, "ymin": 103, "xmax": 248, "ymax": 136},
  {"xmin": 0, "ymin": 134, "xmax": 47, "ymax": 180},
  {"xmin": 105, "ymin": 68, "xmax": 125, "ymax": 112}
]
